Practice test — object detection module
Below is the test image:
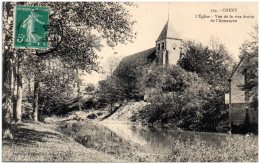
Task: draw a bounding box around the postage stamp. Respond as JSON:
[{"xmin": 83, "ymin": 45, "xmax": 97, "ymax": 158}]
[{"xmin": 13, "ymin": 6, "xmax": 49, "ymax": 49}]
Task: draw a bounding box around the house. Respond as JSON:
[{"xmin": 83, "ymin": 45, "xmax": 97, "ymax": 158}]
[{"xmin": 225, "ymin": 56, "xmax": 258, "ymax": 131}]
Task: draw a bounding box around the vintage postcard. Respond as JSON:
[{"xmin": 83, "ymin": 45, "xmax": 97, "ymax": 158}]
[{"xmin": 2, "ymin": 1, "xmax": 258, "ymax": 162}]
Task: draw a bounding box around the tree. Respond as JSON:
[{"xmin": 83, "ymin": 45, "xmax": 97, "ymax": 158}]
[
  {"xmin": 137, "ymin": 65, "xmax": 212, "ymax": 130},
  {"xmin": 3, "ymin": 2, "xmax": 16, "ymax": 139},
  {"xmin": 142, "ymin": 65, "xmax": 191, "ymax": 93},
  {"xmin": 97, "ymin": 77, "xmax": 124, "ymax": 113},
  {"xmin": 114, "ymin": 58, "xmax": 145, "ymax": 100},
  {"xmin": 239, "ymin": 25, "xmax": 258, "ymax": 109},
  {"xmin": 2, "ymin": 2, "xmax": 136, "ymax": 137},
  {"xmin": 134, "ymin": 40, "xmax": 234, "ymax": 132},
  {"xmin": 104, "ymin": 53, "xmax": 121, "ymax": 77},
  {"xmin": 178, "ymin": 40, "xmax": 234, "ymax": 131},
  {"xmin": 179, "ymin": 40, "xmax": 233, "ymax": 88}
]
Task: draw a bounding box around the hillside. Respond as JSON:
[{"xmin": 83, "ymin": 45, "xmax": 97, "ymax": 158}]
[
  {"xmin": 101, "ymin": 101, "xmax": 149, "ymax": 124},
  {"xmin": 2, "ymin": 122, "xmax": 119, "ymax": 162}
]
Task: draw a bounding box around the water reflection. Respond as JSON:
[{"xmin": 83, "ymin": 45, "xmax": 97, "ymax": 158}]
[{"xmin": 102, "ymin": 123, "xmax": 234, "ymax": 154}]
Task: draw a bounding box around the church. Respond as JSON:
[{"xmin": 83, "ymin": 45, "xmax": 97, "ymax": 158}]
[
  {"xmin": 113, "ymin": 18, "xmax": 183, "ymax": 102},
  {"xmin": 118, "ymin": 18, "xmax": 183, "ymax": 68},
  {"xmin": 155, "ymin": 19, "xmax": 182, "ymax": 66}
]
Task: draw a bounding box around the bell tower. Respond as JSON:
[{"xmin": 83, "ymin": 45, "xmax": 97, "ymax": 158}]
[{"xmin": 156, "ymin": 19, "xmax": 182, "ymax": 66}]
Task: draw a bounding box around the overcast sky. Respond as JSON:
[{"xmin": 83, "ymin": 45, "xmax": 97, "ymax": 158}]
[{"xmin": 83, "ymin": 2, "xmax": 258, "ymax": 85}]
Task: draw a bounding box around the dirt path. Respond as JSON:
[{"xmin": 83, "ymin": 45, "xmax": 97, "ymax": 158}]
[
  {"xmin": 2, "ymin": 122, "xmax": 120, "ymax": 162},
  {"xmin": 100, "ymin": 101, "xmax": 149, "ymax": 124}
]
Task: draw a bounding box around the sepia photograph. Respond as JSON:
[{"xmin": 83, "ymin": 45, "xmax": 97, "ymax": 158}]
[{"xmin": 2, "ymin": 1, "xmax": 258, "ymax": 162}]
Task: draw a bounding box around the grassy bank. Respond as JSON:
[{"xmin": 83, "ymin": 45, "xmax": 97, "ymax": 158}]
[
  {"xmin": 56, "ymin": 120, "xmax": 169, "ymax": 162},
  {"xmin": 2, "ymin": 122, "xmax": 119, "ymax": 162},
  {"xmin": 56, "ymin": 119, "xmax": 258, "ymax": 162},
  {"xmin": 2, "ymin": 119, "xmax": 257, "ymax": 162},
  {"xmin": 168, "ymin": 134, "xmax": 258, "ymax": 162}
]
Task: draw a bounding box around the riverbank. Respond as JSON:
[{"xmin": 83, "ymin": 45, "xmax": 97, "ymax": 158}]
[
  {"xmin": 56, "ymin": 118, "xmax": 258, "ymax": 162},
  {"xmin": 2, "ymin": 121, "xmax": 120, "ymax": 162},
  {"xmin": 56, "ymin": 119, "xmax": 169, "ymax": 162},
  {"xmin": 2, "ymin": 117, "xmax": 258, "ymax": 162}
]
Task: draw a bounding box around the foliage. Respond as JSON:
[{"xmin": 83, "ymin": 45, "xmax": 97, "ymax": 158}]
[
  {"xmin": 85, "ymin": 83, "xmax": 96, "ymax": 94},
  {"xmin": 2, "ymin": 2, "xmax": 137, "ymax": 124},
  {"xmin": 104, "ymin": 54, "xmax": 121, "ymax": 77},
  {"xmin": 97, "ymin": 76, "xmax": 125, "ymax": 109},
  {"xmin": 179, "ymin": 40, "xmax": 233, "ymax": 88},
  {"xmin": 58, "ymin": 120, "xmax": 257, "ymax": 162},
  {"xmin": 143, "ymin": 65, "xmax": 194, "ymax": 92},
  {"xmin": 113, "ymin": 60, "xmax": 145, "ymax": 101},
  {"xmin": 178, "ymin": 40, "xmax": 233, "ymax": 131},
  {"xmin": 134, "ymin": 65, "xmax": 218, "ymax": 131},
  {"xmin": 132, "ymin": 40, "xmax": 233, "ymax": 132},
  {"xmin": 168, "ymin": 134, "xmax": 257, "ymax": 162},
  {"xmin": 239, "ymin": 25, "xmax": 258, "ymax": 109}
]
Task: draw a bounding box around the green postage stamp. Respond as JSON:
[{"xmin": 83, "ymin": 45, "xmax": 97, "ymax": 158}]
[{"xmin": 13, "ymin": 6, "xmax": 49, "ymax": 49}]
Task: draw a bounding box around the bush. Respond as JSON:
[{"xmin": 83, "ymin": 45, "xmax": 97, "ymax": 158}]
[
  {"xmin": 168, "ymin": 134, "xmax": 257, "ymax": 162},
  {"xmin": 134, "ymin": 65, "xmax": 229, "ymax": 132}
]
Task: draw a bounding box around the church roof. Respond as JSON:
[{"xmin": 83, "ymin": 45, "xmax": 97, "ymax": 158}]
[
  {"xmin": 120, "ymin": 47, "xmax": 156, "ymax": 66},
  {"xmin": 156, "ymin": 20, "xmax": 181, "ymax": 41},
  {"xmin": 114, "ymin": 47, "xmax": 156, "ymax": 74}
]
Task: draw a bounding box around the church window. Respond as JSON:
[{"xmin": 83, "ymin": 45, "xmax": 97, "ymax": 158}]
[
  {"xmin": 157, "ymin": 43, "xmax": 160, "ymax": 50},
  {"xmin": 162, "ymin": 42, "xmax": 165, "ymax": 49}
]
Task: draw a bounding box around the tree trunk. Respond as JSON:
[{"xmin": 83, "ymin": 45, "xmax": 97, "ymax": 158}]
[
  {"xmin": 76, "ymin": 68, "xmax": 82, "ymax": 110},
  {"xmin": 28, "ymin": 77, "xmax": 31, "ymax": 95},
  {"xmin": 10, "ymin": 53, "xmax": 16, "ymax": 120},
  {"xmin": 76, "ymin": 68, "xmax": 81, "ymax": 96},
  {"xmin": 33, "ymin": 77, "xmax": 40, "ymax": 122},
  {"xmin": 12, "ymin": 53, "xmax": 18, "ymax": 120},
  {"xmin": 62, "ymin": 63, "xmax": 68, "ymax": 97},
  {"xmin": 13, "ymin": 55, "xmax": 23, "ymax": 123},
  {"xmin": 3, "ymin": 96, "xmax": 13, "ymax": 139},
  {"xmin": 66, "ymin": 67, "xmax": 70, "ymax": 97},
  {"xmin": 2, "ymin": 42, "xmax": 13, "ymax": 139},
  {"xmin": 2, "ymin": 2, "xmax": 13, "ymax": 139}
]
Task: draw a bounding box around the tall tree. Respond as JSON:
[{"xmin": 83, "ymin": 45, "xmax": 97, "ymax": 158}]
[
  {"xmin": 114, "ymin": 57, "xmax": 145, "ymax": 100},
  {"xmin": 178, "ymin": 40, "xmax": 234, "ymax": 131},
  {"xmin": 98, "ymin": 77, "xmax": 124, "ymax": 113},
  {"xmin": 239, "ymin": 25, "xmax": 258, "ymax": 109},
  {"xmin": 179, "ymin": 40, "xmax": 233, "ymax": 88},
  {"xmin": 2, "ymin": 2, "xmax": 136, "ymax": 136},
  {"xmin": 3, "ymin": 2, "xmax": 15, "ymax": 138},
  {"xmin": 104, "ymin": 53, "xmax": 121, "ymax": 77}
]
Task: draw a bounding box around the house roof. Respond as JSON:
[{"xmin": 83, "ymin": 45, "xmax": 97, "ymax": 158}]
[
  {"xmin": 229, "ymin": 56, "xmax": 246, "ymax": 81},
  {"xmin": 156, "ymin": 20, "xmax": 181, "ymax": 41}
]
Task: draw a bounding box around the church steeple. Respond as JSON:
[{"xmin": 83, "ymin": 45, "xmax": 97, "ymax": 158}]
[
  {"xmin": 155, "ymin": 16, "xmax": 182, "ymax": 66},
  {"xmin": 156, "ymin": 20, "xmax": 181, "ymax": 41}
]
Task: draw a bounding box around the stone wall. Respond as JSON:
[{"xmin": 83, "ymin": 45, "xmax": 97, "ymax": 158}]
[{"xmin": 230, "ymin": 66, "xmax": 246, "ymax": 104}]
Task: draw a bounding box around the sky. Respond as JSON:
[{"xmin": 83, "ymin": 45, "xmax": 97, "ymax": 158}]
[{"xmin": 83, "ymin": 2, "xmax": 258, "ymax": 85}]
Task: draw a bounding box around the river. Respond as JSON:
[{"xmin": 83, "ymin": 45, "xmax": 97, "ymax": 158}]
[{"xmin": 100, "ymin": 123, "xmax": 255, "ymax": 154}]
